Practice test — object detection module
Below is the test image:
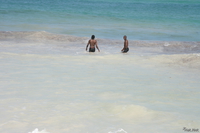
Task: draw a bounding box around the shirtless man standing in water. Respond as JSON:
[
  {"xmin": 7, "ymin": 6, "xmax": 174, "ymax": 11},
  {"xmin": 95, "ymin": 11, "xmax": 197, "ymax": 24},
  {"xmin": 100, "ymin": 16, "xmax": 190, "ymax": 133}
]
[
  {"xmin": 86, "ymin": 35, "xmax": 100, "ymax": 52},
  {"xmin": 121, "ymin": 35, "xmax": 129, "ymax": 53}
]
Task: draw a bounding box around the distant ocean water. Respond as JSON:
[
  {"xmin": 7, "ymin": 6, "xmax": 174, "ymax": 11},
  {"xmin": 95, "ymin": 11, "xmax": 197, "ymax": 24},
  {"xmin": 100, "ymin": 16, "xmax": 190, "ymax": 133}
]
[{"xmin": 1, "ymin": 0, "xmax": 200, "ymax": 41}]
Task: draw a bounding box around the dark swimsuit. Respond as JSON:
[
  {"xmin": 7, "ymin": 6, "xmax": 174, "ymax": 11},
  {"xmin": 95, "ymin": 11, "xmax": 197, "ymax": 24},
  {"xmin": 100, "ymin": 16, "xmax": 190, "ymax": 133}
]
[
  {"xmin": 123, "ymin": 47, "xmax": 129, "ymax": 53},
  {"xmin": 89, "ymin": 47, "xmax": 95, "ymax": 52}
]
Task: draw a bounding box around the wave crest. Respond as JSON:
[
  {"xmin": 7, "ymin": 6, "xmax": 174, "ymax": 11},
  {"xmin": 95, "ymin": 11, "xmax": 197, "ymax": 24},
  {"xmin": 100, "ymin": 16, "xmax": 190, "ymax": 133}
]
[{"xmin": 1, "ymin": 31, "xmax": 200, "ymax": 54}]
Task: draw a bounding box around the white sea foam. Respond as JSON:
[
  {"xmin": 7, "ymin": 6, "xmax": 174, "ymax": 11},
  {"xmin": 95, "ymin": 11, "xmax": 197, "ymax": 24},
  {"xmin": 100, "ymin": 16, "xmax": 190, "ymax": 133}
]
[
  {"xmin": 28, "ymin": 129, "xmax": 50, "ymax": 133},
  {"xmin": 108, "ymin": 128, "xmax": 127, "ymax": 133},
  {"xmin": 0, "ymin": 31, "xmax": 199, "ymax": 46}
]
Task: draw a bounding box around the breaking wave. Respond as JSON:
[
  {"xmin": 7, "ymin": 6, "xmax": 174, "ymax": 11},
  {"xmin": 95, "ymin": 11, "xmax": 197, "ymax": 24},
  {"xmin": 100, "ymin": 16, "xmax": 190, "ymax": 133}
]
[
  {"xmin": 0, "ymin": 31, "xmax": 200, "ymax": 54},
  {"xmin": 28, "ymin": 129, "xmax": 50, "ymax": 133}
]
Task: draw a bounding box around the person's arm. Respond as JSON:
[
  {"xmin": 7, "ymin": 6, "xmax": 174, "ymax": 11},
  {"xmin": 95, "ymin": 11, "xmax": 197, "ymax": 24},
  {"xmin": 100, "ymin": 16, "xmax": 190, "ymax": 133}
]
[
  {"xmin": 121, "ymin": 41, "xmax": 126, "ymax": 51},
  {"xmin": 95, "ymin": 41, "xmax": 100, "ymax": 52},
  {"xmin": 86, "ymin": 40, "xmax": 90, "ymax": 51}
]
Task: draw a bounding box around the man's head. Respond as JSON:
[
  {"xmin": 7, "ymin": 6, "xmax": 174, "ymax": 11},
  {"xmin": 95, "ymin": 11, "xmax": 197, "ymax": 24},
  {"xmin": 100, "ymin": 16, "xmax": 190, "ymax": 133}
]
[
  {"xmin": 123, "ymin": 35, "xmax": 127, "ymax": 40},
  {"xmin": 91, "ymin": 35, "xmax": 95, "ymax": 39}
]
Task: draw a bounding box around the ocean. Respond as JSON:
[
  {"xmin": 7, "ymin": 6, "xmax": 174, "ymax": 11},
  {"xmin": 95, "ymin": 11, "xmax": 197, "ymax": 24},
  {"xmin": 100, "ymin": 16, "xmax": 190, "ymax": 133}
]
[
  {"xmin": 1, "ymin": 0, "xmax": 200, "ymax": 41},
  {"xmin": 0, "ymin": 0, "xmax": 200, "ymax": 133}
]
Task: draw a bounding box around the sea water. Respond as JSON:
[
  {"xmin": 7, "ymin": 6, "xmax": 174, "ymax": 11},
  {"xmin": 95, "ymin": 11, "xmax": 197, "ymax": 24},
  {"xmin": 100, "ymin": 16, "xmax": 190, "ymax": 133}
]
[
  {"xmin": 1, "ymin": 0, "xmax": 200, "ymax": 41},
  {"xmin": 0, "ymin": 0, "xmax": 200, "ymax": 133}
]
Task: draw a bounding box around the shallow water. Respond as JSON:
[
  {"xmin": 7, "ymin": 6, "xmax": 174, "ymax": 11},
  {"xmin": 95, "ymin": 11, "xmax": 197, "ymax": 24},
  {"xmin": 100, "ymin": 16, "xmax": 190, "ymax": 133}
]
[{"xmin": 0, "ymin": 32, "xmax": 200, "ymax": 133}]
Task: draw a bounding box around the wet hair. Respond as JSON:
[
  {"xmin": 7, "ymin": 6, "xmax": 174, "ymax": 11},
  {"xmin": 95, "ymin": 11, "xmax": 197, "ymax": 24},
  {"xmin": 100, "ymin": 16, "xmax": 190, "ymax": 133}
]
[{"xmin": 91, "ymin": 35, "xmax": 95, "ymax": 39}]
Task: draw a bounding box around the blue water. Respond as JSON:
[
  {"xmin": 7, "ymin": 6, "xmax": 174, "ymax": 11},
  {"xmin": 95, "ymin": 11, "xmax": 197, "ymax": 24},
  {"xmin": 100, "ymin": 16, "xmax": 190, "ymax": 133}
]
[{"xmin": 1, "ymin": 0, "xmax": 200, "ymax": 41}]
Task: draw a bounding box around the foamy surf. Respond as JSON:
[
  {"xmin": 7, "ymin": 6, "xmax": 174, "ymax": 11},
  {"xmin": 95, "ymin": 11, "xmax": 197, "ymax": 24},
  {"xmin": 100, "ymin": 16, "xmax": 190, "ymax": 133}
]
[
  {"xmin": 1, "ymin": 31, "xmax": 200, "ymax": 54},
  {"xmin": 108, "ymin": 128, "xmax": 127, "ymax": 133},
  {"xmin": 1, "ymin": 31, "xmax": 200, "ymax": 69},
  {"xmin": 28, "ymin": 129, "xmax": 50, "ymax": 133}
]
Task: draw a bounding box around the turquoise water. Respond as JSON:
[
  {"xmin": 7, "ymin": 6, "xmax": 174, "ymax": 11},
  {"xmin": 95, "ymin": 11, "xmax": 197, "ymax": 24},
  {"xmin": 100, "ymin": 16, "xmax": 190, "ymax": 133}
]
[{"xmin": 1, "ymin": 0, "xmax": 200, "ymax": 41}]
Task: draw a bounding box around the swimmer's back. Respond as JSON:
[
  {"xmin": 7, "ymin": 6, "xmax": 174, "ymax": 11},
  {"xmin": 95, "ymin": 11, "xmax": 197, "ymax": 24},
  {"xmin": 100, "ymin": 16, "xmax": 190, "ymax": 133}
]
[{"xmin": 89, "ymin": 39, "xmax": 97, "ymax": 48}]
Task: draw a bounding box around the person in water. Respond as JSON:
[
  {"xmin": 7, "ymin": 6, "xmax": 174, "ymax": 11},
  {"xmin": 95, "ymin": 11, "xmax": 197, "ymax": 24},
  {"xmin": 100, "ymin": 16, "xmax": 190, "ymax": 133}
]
[
  {"xmin": 86, "ymin": 35, "xmax": 100, "ymax": 52},
  {"xmin": 121, "ymin": 35, "xmax": 129, "ymax": 53}
]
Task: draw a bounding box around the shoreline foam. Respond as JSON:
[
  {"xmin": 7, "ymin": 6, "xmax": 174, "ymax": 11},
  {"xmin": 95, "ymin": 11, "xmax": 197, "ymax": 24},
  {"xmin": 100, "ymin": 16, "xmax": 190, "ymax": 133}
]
[{"xmin": 1, "ymin": 31, "xmax": 200, "ymax": 71}]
